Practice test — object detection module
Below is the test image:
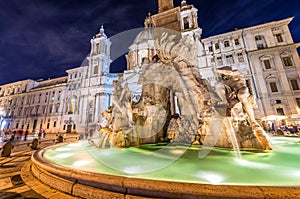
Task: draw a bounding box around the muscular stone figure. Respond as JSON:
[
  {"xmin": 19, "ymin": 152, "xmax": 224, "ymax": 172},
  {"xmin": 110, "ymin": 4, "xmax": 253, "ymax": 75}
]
[{"xmin": 215, "ymin": 66, "xmax": 272, "ymax": 150}]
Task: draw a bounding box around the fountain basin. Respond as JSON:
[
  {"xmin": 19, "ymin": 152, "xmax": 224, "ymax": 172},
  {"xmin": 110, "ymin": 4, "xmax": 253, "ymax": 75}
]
[{"xmin": 30, "ymin": 137, "xmax": 300, "ymax": 198}]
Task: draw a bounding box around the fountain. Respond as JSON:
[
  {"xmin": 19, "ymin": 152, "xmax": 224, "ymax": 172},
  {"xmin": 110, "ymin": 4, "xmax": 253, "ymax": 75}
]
[{"xmin": 28, "ymin": 29, "xmax": 300, "ymax": 198}]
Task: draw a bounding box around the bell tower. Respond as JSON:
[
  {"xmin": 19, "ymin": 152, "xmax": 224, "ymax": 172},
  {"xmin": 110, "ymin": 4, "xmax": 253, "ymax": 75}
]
[
  {"xmin": 158, "ymin": 0, "xmax": 174, "ymax": 13},
  {"xmin": 89, "ymin": 25, "xmax": 111, "ymax": 76}
]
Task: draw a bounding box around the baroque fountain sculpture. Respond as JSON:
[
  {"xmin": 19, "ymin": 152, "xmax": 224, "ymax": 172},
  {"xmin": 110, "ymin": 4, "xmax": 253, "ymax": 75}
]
[
  {"xmin": 30, "ymin": 28, "xmax": 300, "ymax": 199},
  {"xmin": 97, "ymin": 30, "xmax": 272, "ymax": 151}
]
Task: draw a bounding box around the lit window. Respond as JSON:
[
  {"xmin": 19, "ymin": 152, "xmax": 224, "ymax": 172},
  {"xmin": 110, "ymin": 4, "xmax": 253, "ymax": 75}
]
[
  {"xmin": 282, "ymin": 57, "xmax": 293, "ymax": 67},
  {"xmin": 275, "ymin": 34, "xmax": 283, "ymax": 43},
  {"xmin": 276, "ymin": 108, "xmax": 285, "ymax": 115},
  {"xmin": 224, "ymin": 41, "xmax": 230, "ymax": 47},
  {"xmin": 263, "ymin": 60, "xmax": 271, "ymax": 69},
  {"xmin": 290, "ymin": 79, "xmax": 300, "ymax": 90},
  {"xmin": 269, "ymin": 82, "xmax": 278, "ymax": 92}
]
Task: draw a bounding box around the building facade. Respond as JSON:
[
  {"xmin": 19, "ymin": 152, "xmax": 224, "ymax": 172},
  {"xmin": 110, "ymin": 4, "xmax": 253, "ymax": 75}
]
[
  {"xmin": 202, "ymin": 17, "xmax": 300, "ymax": 118},
  {"xmin": 0, "ymin": 26, "xmax": 117, "ymax": 134},
  {"xmin": 0, "ymin": 0, "xmax": 299, "ymax": 134},
  {"xmin": 0, "ymin": 77, "xmax": 68, "ymax": 133}
]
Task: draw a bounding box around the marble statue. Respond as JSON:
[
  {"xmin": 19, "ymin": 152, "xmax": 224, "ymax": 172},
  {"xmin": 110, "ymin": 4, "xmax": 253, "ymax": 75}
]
[
  {"xmin": 96, "ymin": 30, "xmax": 272, "ymax": 150},
  {"xmin": 214, "ymin": 66, "xmax": 272, "ymax": 150}
]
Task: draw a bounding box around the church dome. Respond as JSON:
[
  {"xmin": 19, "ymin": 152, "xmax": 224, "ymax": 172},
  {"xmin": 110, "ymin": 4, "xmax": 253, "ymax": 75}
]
[{"xmin": 133, "ymin": 28, "xmax": 154, "ymax": 45}]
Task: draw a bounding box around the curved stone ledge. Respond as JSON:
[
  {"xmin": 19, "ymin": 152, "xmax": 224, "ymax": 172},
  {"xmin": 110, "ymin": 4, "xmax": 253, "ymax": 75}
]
[{"xmin": 30, "ymin": 145, "xmax": 300, "ymax": 199}]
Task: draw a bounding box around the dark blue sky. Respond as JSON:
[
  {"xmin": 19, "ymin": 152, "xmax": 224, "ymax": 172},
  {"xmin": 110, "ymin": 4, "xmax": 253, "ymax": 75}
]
[{"xmin": 0, "ymin": 0, "xmax": 299, "ymax": 85}]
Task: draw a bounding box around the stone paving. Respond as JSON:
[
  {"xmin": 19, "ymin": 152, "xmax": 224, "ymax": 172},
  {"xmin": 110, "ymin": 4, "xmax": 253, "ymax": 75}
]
[{"xmin": 0, "ymin": 134, "xmax": 79, "ymax": 199}]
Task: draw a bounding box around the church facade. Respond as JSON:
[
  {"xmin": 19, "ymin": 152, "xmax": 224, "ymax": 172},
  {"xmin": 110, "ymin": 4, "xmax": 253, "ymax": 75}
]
[{"xmin": 0, "ymin": 0, "xmax": 299, "ymax": 134}]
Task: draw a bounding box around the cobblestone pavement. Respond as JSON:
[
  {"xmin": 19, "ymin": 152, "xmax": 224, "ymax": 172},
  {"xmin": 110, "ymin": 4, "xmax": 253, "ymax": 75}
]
[
  {"xmin": 0, "ymin": 135, "xmax": 79, "ymax": 199},
  {"xmin": 0, "ymin": 150, "xmax": 45, "ymax": 199}
]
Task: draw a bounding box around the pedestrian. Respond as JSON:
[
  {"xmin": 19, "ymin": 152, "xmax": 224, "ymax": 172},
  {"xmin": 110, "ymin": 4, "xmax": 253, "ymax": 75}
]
[
  {"xmin": 24, "ymin": 129, "xmax": 29, "ymax": 141},
  {"xmin": 89, "ymin": 128, "xmax": 93, "ymax": 139},
  {"xmin": 38, "ymin": 131, "xmax": 42, "ymax": 139},
  {"xmin": 18, "ymin": 129, "xmax": 23, "ymax": 140}
]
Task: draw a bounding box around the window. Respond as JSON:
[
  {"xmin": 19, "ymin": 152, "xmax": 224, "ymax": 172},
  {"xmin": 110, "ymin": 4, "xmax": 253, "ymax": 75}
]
[
  {"xmin": 216, "ymin": 57, "xmax": 223, "ymax": 66},
  {"xmin": 255, "ymin": 35, "xmax": 267, "ymax": 49},
  {"xmin": 53, "ymin": 121, "xmax": 57, "ymax": 128},
  {"xmin": 257, "ymin": 44, "xmax": 265, "ymax": 49},
  {"xmin": 276, "ymin": 108, "xmax": 285, "ymax": 115},
  {"xmin": 275, "ymin": 100, "xmax": 282, "ymax": 104},
  {"xmin": 224, "ymin": 40, "xmax": 230, "ymax": 47},
  {"xmin": 234, "ymin": 39, "xmax": 240, "ymax": 45},
  {"xmin": 183, "ymin": 17, "xmax": 189, "ymax": 30},
  {"xmin": 55, "ymin": 104, "xmax": 59, "ymax": 113},
  {"xmin": 296, "ymin": 98, "xmax": 300, "ymax": 108},
  {"xmin": 282, "ymin": 57, "xmax": 293, "ymax": 67},
  {"xmin": 245, "ymin": 79, "xmax": 252, "ymax": 94},
  {"xmin": 73, "ymin": 124, "xmax": 76, "ymax": 130},
  {"xmin": 275, "ymin": 33, "xmax": 283, "ymax": 43},
  {"xmin": 255, "ymin": 35, "xmax": 263, "ymax": 41},
  {"xmin": 225, "ymin": 54, "xmax": 234, "ymax": 64},
  {"xmin": 208, "ymin": 46, "xmax": 213, "ymax": 52},
  {"xmin": 237, "ymin": 53, "xmax": 244, "ymax": 62},
  {"xmin": 47, "ymin": 119, "xmax": 50, "ymax": 130},
  {"xmin": 215, "ymin": 43, "xmax": 219, "ymax": 50},
  {"xmin": 290, "ymin": 79, "xmax": 300, "ymax": 90},
  {"xmin": 263, "ymin": 60, "xmax": 271, "ymax": 69},
  {"xmin": 269, "ymin": 82, "xmax": 278, "ymax": 92},
  {"xmin": 49, "ymin": 106, "xmax": 52, "ymax": 114},
  {"xmin": 93, "ymin": 65, "xmax": 98, "ymax": 75}
]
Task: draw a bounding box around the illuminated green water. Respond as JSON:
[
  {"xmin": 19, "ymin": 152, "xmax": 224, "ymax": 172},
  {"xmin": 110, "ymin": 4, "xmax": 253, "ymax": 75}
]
[{"xmin": 43, "ymin": 136, "xmax": 300, "ymax": 186}]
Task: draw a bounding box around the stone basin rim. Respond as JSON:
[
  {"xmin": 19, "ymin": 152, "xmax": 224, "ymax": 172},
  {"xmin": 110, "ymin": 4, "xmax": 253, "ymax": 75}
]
[{"xmin": 30, "ymin": 143, "xmax": 300, "ymax": 199}]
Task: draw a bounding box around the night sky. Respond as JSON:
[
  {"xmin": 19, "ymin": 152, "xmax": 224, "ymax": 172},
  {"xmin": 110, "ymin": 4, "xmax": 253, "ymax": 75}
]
[{"xmin": 0, "ymin": 0, "xmax": 299, "ymax": 85}]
